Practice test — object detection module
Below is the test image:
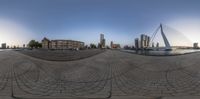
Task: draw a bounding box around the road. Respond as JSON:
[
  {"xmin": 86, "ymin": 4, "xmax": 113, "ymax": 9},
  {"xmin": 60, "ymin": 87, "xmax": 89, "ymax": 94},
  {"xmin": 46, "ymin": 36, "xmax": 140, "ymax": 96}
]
[{"xmin": 0, "ymin": 50, "xmax": 200, "ymax": 99}]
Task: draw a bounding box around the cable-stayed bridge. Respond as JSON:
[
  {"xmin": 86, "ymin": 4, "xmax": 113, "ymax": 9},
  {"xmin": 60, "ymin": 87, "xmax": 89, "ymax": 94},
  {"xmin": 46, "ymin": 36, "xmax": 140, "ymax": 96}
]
[{"xmin": 149, "ymin": 24, "xmax": 192, "ymax": 51}]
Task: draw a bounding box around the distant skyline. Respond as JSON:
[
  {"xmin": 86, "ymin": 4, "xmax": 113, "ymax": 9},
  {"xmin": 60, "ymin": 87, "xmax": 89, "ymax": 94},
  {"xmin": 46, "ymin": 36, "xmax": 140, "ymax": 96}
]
[{"xmin": 0, "ymin": 0, "xmax": 200, "ymax": 47}]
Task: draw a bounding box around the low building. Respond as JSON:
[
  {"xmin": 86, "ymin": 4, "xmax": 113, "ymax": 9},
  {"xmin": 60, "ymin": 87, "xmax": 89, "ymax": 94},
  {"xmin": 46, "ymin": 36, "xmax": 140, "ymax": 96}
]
[
  {"xmin": 110, "ymin": 41, "xmax": 120, "ymax": 49},
  {"xmin": 42, "ymin": 37, "xmax": 84, "ymax": 50},
  {"xmin": 42, "ymin": 37, "xmax": 50, "ymax": 49},
  {"xmin": 1, "ymin": 43, "xmax": 6, "ymax": 49},
  {"xmin": 112, "ymin": 44, "xmax": 120, "ymax": 49}
]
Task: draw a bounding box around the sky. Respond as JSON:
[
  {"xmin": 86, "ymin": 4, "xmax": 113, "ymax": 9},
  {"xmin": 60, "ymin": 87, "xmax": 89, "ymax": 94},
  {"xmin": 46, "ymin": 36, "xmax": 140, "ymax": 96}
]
[{"xmin": 0, "ymin": 0, "xmax": 200, "ymax": 47}]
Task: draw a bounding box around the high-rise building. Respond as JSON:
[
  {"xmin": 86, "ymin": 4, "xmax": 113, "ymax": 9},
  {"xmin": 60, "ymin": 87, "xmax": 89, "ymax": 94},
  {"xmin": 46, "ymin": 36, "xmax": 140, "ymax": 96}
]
[
  {"xmin": 135, "ymin": 38, "xmax": 139, "ymax": 49},
  {"xmin": 140, "ymin": 34, "xmax": 145, "ymax": 48},
  {"xmin": 1, "ymin": 43, "xmax": 6, "ymax": 49},
  {"xmin": 147, "ymin": 36, "xmax": 150, "ymax": 47},
  {"xmin": 23, "ymin": 44, "xmax": 25, "ymax": 48},
  {"xmin": 156, "ymin": 42, "xmax": 159, "ymax": 48},
  {"xmin": 140, "ymin": 34, "xmax": 150, "ymax": 49},
  {"xmin": 100, "ymin": 34, "xmax": 106, "ymax": 48},
  {"xmin": 193, "ymin": 43, "xmax": 199, "ymax": 49},
  {"xmin": 110, "ymin": 41, "xmax": 113, "ymax": 48},
  {"xmin": 100, "ymin": 34, "xmax": 104, "ymax": 43},
  {"xmin": 102, "ymin": 39, "xmax": 105, "ymax": 47},
  {"xmin": 152, "ymin": 42, "xmax": 155, "ymax": 47}
]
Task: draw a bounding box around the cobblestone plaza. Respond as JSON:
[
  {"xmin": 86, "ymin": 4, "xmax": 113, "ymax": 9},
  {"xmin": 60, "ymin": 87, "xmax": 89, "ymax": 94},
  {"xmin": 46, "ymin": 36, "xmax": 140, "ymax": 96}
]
[{"xmin": 0, "ymin": 50, "xmax": 200, "ymax": 99}]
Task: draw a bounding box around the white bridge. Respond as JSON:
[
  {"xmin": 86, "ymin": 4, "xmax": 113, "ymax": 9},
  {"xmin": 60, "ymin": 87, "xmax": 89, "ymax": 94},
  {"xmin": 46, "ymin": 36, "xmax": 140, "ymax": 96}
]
[{"xmin": 149, "ymin": 24, "xmax": 172, "ymax": 51}]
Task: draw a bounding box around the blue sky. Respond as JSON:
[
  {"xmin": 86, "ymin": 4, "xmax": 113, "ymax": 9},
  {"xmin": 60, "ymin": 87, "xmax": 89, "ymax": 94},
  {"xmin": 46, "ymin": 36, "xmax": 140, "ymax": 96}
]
[{"xmin": 0, "ymin": 0, "xmax": 200, "ymax": 47}]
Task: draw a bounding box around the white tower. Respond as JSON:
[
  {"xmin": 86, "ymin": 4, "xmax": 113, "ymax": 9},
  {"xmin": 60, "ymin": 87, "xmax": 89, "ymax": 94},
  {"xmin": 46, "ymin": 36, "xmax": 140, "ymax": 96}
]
[{"xmin": 160, "ymin": 24, "xmax": 172, "ymax": 50}]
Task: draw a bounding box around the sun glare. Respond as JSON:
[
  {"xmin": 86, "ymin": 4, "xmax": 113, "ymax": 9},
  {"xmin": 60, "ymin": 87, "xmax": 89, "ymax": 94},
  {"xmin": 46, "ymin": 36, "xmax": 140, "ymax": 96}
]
[
  {"xmin": 0, "ymin": 19, "xmax": 33, "ymax": 47},
  {"xmin": 168, "ymin": 17, "xmax": 200, "ymax": 46}
]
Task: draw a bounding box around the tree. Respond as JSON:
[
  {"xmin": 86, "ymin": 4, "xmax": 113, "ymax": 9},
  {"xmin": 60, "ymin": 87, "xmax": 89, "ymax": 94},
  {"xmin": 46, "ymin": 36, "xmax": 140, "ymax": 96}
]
[
  {"xmin": 90, "ymin": 43, "xmax": 97, "ymax": 48},
  {"xmin": 35, "ymin": 41, "xmax": 42, "ymax": 48},
  {"xmin": 28, "ymin": 40, "xmax": 36, "ymax": 48},
  {"xmin": 28, "ymin": 40, "xmax": 42, "ymax": 48}
]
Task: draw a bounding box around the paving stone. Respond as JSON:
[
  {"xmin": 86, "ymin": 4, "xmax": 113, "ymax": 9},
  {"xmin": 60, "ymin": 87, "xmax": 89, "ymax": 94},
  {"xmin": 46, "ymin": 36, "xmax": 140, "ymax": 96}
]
[{"xmin": 0, "ymin": 50, "xmax": 200, "ymax": 98}]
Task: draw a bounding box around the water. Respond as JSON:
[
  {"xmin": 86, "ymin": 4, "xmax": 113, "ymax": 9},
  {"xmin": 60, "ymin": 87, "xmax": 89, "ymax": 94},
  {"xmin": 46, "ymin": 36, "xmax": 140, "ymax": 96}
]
[
  {"xmin": 122, "ymin": 49, "xmax": 200, "ymax": 56},
  {"xmin": 0, "ymin": 49, "xmax": 14, "ymax": 51}
]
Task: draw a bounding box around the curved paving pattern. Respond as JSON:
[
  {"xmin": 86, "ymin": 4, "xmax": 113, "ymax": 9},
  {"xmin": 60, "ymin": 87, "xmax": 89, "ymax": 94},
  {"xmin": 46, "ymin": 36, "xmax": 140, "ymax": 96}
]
[
  {"xmin": 19, "ymin": 49, "xmax": 105, "ymax": 61},
  {"xmin": 0, "ymin": 50, "xmax": 200, "ymax": 98}
]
